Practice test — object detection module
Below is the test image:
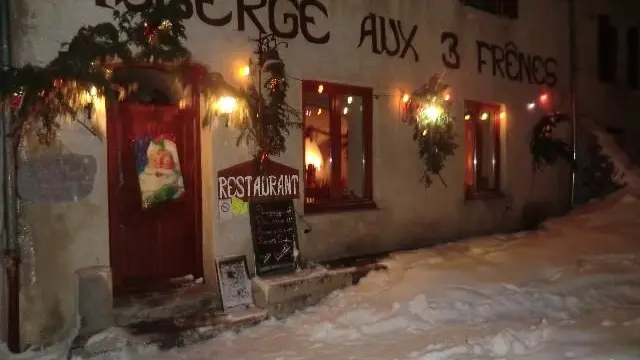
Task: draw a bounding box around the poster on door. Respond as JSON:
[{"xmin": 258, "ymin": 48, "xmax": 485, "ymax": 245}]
[{"xmin": 134, "ymin": 134, "xmax": 185, "ymax": 209}]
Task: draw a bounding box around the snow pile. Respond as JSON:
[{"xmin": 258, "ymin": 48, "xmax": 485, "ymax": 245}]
[
  {"xmin": 583, "ymin": 117, "xmax": 640, "ymax": 193},
  {"xmin": 96, "ymin": 193, "xmax": 640, "ymax": 360},
  {"xmin": 8, "ymin": 162, "xmax": 640, "ymax": 359}
]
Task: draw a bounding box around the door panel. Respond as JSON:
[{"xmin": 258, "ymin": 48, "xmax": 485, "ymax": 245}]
[{"xmin": 108, "ymin": 102, "xmax": 202, "ymax": 295}]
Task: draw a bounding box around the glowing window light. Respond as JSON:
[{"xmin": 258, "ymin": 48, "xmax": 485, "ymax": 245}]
[{"xmin": 305, "ymin": 138, "xmax": 323, "ymax": 170}]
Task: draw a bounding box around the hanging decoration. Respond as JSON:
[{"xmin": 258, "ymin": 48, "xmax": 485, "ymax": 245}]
[
  {"xmin": 1, "ymin": 1, "xmax": 298, "ymax": 165},
  {"xmin": 529, "ymin": 112, "xmax": 574, "ymax": 171},
  {"xmin": 402, "ymin": 74, "xmax": 458, "ymax": 187},
  {"xmin": 134, "ymin": 134, "xmax": 185, "ymax": 209},
  {"xmin": 0, "ymin": 2, "xmax": 191, "ymax": 146},
  {"xmin": 236, "ymin": 34, "xmax": 301, "ymax": 160}
]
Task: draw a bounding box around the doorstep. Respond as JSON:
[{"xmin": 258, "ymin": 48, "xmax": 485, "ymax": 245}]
[
  {"xmin": 252, "ymin": 255, "xmax": 388, "ymax": 319},
  {"xmin": 112, "ymin": 283, "xmax": 221, "ymax": 327},
  {"xmin": 70, "ymin": 256, "xmax": 387, "ymax": 358},
  {"xmin": 69, "ymin": 307, "xmax": 269, "ymax": 359}
]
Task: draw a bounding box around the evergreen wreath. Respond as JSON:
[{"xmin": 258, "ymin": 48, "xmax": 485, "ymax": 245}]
[
  {"xmin": 402, "ymin": 75, "xmax": 458, "ymax": 187},
  {"xmin": 0, "ymin": 3, "xmax": 299, "ymax": 160},
  {"xmin": 529, "ymin": 113, "xmax": 574, "ymax": 171},
  {"xmin": 220, "ymin": 34, "xmax": 300, "ymax": 159}
]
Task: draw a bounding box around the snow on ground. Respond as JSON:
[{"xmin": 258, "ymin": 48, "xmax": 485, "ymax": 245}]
[
  {"xmin": 5, "ymin": 191, "xmax": 640, "ymax": 359},
  {"xmin": 58, "ymin": 190, "xmax": 640, "ymax": 360}
]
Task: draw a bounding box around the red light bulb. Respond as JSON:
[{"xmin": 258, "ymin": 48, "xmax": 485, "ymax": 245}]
[{"xmin": 539, "ymin": 93, "xmax": 549, "ymax": 104}]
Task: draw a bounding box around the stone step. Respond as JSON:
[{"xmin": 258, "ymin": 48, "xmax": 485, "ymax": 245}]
[
  {"xmin": 252, "ymin": 259, "xmax": 388, "ymax": 319},
  {"xmin": 112, "ymin": 284, "xmax": 221, "ymax": 328},
  {"xmin": 70, "ymin": 307, "xmax": 269, "ymax": 359},
  {"xmin": 127, "ymin": 307, "xmax": 268, "ymax": 349}
]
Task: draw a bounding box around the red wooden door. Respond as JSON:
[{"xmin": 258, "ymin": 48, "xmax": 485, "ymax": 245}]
[{"xmin": 107, "ymin": 103, "xmax": 202, "ymax": 295}]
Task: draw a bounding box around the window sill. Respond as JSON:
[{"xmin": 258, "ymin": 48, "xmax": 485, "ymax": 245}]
[
  {"xmin": 465, "ymin": 190, "xmax": 506, "ymax": 202},
  {"xmin": 304, "ymin": 200, "xmax": 378, "ymax": 215}
]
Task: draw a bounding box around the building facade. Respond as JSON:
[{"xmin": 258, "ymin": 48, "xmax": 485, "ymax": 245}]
[{"xmin": 3, "ymin": 0, "xmax": 639, "ymax": 348}]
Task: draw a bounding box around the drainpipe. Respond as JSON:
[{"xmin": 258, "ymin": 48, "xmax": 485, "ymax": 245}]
[
  {"xmin": 0, "ymin": 0, "xmax": 20, "ymax": 353},
  {"xmin": 568, "ymin": 0, "xmax": 578, "ymax": 208}
]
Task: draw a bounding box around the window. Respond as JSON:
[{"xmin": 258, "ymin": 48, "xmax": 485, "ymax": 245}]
[
  {"xmin": 627, "ymin": 27, "xmax": 639, "ymax": 89},
  {"xmin": 597, "ymin": 14, "xmax": 618, "ymax": 83},
  {"xmin": 461, "ymin": 0, "xmax": 518, "ymax": 19},
  {"xmin": 302, "ymin": 81, "xmax": 374, "ymax": 213},
  {"xmin": 464, "ymin": 101, "xmax": 502, "ymax": 198}
]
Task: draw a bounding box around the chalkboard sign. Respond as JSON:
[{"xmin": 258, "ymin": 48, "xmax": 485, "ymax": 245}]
[
  {"xmin": 217, "ymin": 255, "xmax": 253, "ymax": 311},
  {"xmin": 249, "ymin": 200, "xmax": 299, "ymax": 276}
]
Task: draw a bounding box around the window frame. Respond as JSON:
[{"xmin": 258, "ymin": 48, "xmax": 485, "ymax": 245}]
[
  {"xmin": 461, "ymin": 0, "xmax": 519, "ymax": 19},
  {"xmin": 627, "ymin": 26, "xmax": 639, "ymax": 89},
  {"xmin": 597, "ymin": 14, "xmax": 618, "ymax": 84},
  {"xmin": 463, "ymin": 100, "xmax": 503, "ymax": 200},
  {"xmin": 301, "ymin": 80, "xmax": 375, "ymax": 214}
]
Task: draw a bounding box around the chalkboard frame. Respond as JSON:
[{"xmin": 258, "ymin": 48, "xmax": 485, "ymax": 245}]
[{"xmin": 249, "ymin": 199, "xmax": 299, "ymax": 277}]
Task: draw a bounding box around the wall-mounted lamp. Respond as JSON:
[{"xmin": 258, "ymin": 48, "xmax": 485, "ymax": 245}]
[{"xmin": 217, "ymin": 96, "xmax": 237, "ymax": 114}]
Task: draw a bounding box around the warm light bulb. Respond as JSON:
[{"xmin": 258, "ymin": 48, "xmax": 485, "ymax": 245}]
[
  {"xmin": 539, "ymin": 93, "xmax": 549, "ymax": 104},
  {"xmin": 347, "ymin": 96, "xmax": 353, "ymax": 104},
  {"xmin": 217, "ymin": 96, "xmax": 237, "ymax": 114},
  {"xmin": 241, "ymin": 65, "xmax": 250, "ymax": 77},
  {"xmin": 402, "ymin": 94, "xmax": 410, "ymax": 103},
  {"xmin": 527, "ymin": 102, "xmax": 536, "ymax": 110},
  {"xmin": 317, "ymin": 85, "xmax": 324, "ymax": 94},
  {"xmin": 317, "ymin": 108, "xmax": 322, "ymax": 115},
  {"xmin": 424, "ymin": 105, "xmax": 442, "ymax": 120},
  {"xmin": 464, "ymin": 114, "xmax": 471, "ymax": 121},
  {"xmin": 422, "ymin": 129, "xmax": 427, "ymax": 136},
  {"xmin": 343, "ymin": 107, "xmax": 349, "ymax": 115},
  {"xmin": 480, "ymin": 112, "xmax": 489, "ymax": 121},
  {"xmin": 443, "ymin": 93, "xmax": 451, "ymax": 101},
  {"xmin": 90, "ymin": 86, "xmax": 98, "ymax": 97},
  {"xmin": 499, "ymin": 111, "xmax": 506, "ymax": 120}
]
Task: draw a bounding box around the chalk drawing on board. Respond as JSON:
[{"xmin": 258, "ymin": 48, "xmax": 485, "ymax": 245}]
[{"xmin": 217, "ymin": 256, "xmax": 253, "ymax": 311}]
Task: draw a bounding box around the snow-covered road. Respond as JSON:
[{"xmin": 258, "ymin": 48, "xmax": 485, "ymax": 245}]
[
  {"xmin": 133, "ymin": 192, "xmax": 640, "ymax": 359},
  {"xmin": 6, "ymin": 191, "xmax": 640, "ymax": 360}
]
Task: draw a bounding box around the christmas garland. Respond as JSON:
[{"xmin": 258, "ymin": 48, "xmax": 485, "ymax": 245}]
[
  {"xmin": 0, "ymin": 3, "xmax": 299, "ymax": 160},
  {"xmin": 0, "ymin": 3, "xmax": 191, "ymax": 145},
  {"xmin": 203, "ymin": 35, "xmax": 300, "ymax": 159},
  {"xmin": 529, "ymin": 113, "xmax": 574, "ymax": 171},
  {"xmin": 402, "ymin": 75, "xmax": 458, "ymax": 187}
]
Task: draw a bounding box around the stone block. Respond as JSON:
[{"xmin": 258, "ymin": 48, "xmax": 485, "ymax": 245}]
[
  {"xmin": 77, "ymin": 266, "xmax": 113, "ymax": 336},
  {"xmin": 252, "ymin": 268, "xmax": 355, "ymax": 318}
]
